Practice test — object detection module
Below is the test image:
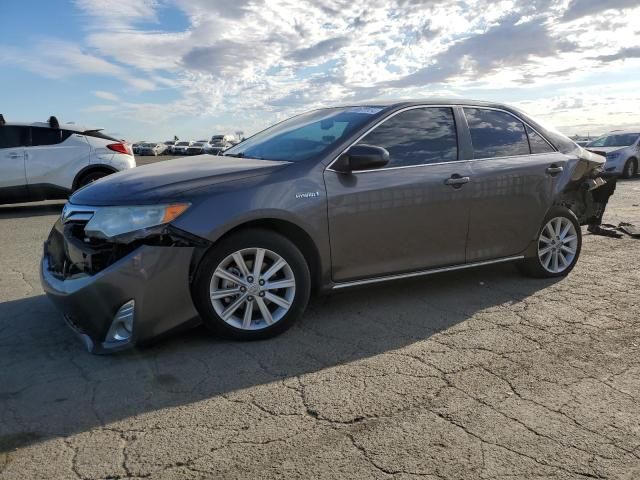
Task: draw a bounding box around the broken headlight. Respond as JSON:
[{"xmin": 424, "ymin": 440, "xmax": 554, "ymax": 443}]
[{"xmin": 84, "ymin": 203, "xmax": 190, "ymax": 240}]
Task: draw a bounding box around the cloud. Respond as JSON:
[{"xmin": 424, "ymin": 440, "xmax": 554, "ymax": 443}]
[
  {"xmin": 592, "ymin": 47, "xmax": 640, "ymax": 63},
  {"xmin": 93, "ymin": 91, "xmax": 120, "ymax": 101},
  {"xmin": 287, "ymin": 37, "xmax": 351, "ymax": 62},
  {"xmin": 562, "ymin": 0, "xmax": 639, "ymax": 22}
]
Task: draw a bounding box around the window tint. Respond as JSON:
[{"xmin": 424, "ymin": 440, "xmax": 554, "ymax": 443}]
[
  {"xmin": 356, "ymin": 107, "xmax": 458, "ymax": 167},
  {"xmin": 464, "ymin": 108, "xmax": 529, "ymax": 159},
  {"xmin": 0, "ymin": 126, "xmax": 28, "ymax": 149},
  {"xmin": 526, "ymin": 126, "xmax": 554, "ymax": 154}
]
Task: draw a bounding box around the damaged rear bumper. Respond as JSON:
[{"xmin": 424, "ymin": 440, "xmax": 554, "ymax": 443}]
[{"xmin": 40, "ymin": 223, "xmax": 202, "ymax": 354}]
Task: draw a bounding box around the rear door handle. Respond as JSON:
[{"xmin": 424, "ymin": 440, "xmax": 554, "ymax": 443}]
[
  {"xmin": 444, "ymin": 174, "xmax": 471, "ymax": 188},
  {"xmin": 7, "ymin": 153, "xmax": 21, "ymax": 159},
  {"xmin": 546, "ymin": 165, "xmax": 564, "ymax": 175}
]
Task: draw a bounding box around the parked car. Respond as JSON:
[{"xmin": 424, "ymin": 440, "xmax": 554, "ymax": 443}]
[
  {"xmin": 132, "ymin": 142, "xmax": 146, "ymax": 155},
  {"xmin": 1, "ymin": 115, "xmax": 135, "ymax": 204},
  {"xmin": 163, "ymin": 141, "xmax": 177, "ymax": 154},
  {"xmin": 586, "ymin": 129, "xmax": 639, "ymax": 178},
  {"xmin": 207, "ymin": 134, "xmax": 235, "ymax": 155},
  {"xmin": 138, "ymin": 142, "xmax": 166, "ymax": 156},
  {"xmin": 186, "ymin": 141, "xmax": 209, "ymax": 155},
  {"xmin": 173, "ymin": 140, "xmax": 194, "ymax": 155},
  {"xmin": 41, "ymin": 100, "xmax": 615, "ymax": 353}
]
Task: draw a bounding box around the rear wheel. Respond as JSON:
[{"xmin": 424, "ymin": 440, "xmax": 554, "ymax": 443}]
[
  {"xmin": 193, "ymin": 229, "xmax": 311, "ymax": 340},
  {"xmin": 76, "ymin": 171, "xmax": 109, "ymax": 189},
  {"xmin": 622, "ymin": 158, "xmax": 637, "ymax": 179},
  {"xmin": 519, "ymin": 207, "xmax": 582, "ymax": 278}
]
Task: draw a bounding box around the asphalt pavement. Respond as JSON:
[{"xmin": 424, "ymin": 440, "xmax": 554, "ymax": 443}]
[{"xmin": 0, "ymin": 165, "xmax": 639, "ymax": 479}]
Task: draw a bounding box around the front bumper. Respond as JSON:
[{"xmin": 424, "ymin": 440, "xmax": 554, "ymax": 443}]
[{"xmin": 41, "ymin": 243, "xmax": 200, "ymax": 354}]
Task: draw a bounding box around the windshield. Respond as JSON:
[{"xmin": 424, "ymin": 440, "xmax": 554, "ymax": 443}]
[
  {"xmin": 177, "ymin": 142, "xmax": 190, "ymax": 146},
  {"xmin": 224, "ymin": 106, "xmax": 385, "ymax": 162},
  {"xmin": 588, "ymin": 133, "xmax": 639, "ymax": 147},
  {"xmin": 192, "ymin": 143, "xmax": 204, "ymax": 147}
]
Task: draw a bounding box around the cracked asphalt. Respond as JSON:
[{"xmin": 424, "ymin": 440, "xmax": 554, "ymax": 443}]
[{"xmin": 1, "ymin": 177, "xmax": 639, "ymax": 479}]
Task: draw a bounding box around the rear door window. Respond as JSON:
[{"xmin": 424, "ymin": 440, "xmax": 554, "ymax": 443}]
[
  {"xmin": 357, "ymin": 107, "xmax": 458, "ymax": 167},
  {"xmin": 30, "ymin": 127, "xmax": 72, "ymax": 146},
  {"xmin": 464, "ymin": 108, "xmax": 529, "ymax": 159},
  {"xmin": 0, "ymin": 126, "xmax": 29, "ymax": 149}
]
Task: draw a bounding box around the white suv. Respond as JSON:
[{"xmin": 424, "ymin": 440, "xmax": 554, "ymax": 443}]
[
  {"xmin": 0, "ymin": 117, "xmax": 136, "ymax": 204},
  {"xmin": 586, "ymin": 129, "xmax": 640, "ymax": 178}
]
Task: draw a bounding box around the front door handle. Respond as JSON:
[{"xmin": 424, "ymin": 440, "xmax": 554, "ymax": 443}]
[
  {"xmin": 444, "ymin": 174, "xmax": 471, "ymax": 188},
  {"xmin": 7, "ymin": 153, "xmax": 21, "ymax": 159},
  {"xmin": 546, "ymin": 165, "xmax": 564, "ymax": 175}
]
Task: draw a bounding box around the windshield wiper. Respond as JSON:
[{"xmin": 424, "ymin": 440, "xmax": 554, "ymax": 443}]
[{"xmin": 224, "ymin": 152, "xmax": 245, "ymax": 158}]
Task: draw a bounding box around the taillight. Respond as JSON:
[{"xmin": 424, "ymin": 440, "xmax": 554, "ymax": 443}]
[{"xmin": 107, "ymin": 143, "xmax": 131, "ymax": 155}]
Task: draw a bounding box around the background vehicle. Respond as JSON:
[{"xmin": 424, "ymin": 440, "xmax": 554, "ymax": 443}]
[
  {"xmin": 1, "ymin": 116, "xmax": 135, "ymax": 204},
  {"xmin": 163, "ymin": 140, "xmax": 177, "ymax": 154},
  {"xmin": 41, "ymin": 100, "xmax": 614, "ymax": 353},
  {"xmin": 207, "ymin": 134, "xmax": 235, "ymax": 155},
  {"xmin": 132, "ymin": 142, "xmax": 146, "ymax": 155},
  {"xmin": 586, "ymin": 129, "xmax": 639, "ymax": 178},
  {"xmin": 173, "ymin": 140, "xmax": 194, "ymax": 155},
  {"xmin": 186, "ymin": 141, "xmax": 210, "ymax": 155},
  {"xmin": 137, "ymin": 142, "xmax": 166, "ymax": 156}
]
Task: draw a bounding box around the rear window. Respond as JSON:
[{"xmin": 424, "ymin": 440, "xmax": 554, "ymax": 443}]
[
  {"xmin": 464, "ymin": 108, "xmax": 530, "ymax": 159},
  {"xmin": 0, "ymin": 126, "xmax": 29, "ymax": 149}
]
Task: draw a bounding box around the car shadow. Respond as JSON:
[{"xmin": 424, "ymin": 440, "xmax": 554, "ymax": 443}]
[
  {"xmin": 0, "ymin": 202, "xmax": 64, "ymax": 219},
  {"xmin": 0, "ymin": 262, "xmax": 559, "ymax": 452}
]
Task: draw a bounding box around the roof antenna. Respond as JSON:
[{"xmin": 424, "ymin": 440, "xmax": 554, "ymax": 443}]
[
  {"xmin": 48, "ymin": 115, "xmax": 60, "ymax": 129},
  {"xmin": 0, "ymin": 114, "xmax": 5, "ymax": 126}
]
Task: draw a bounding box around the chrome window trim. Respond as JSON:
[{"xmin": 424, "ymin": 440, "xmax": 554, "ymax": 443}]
[
  {"xmin": 332, "ymin": 255, "xmax": 524, "ymax": 289},
  {"xmin": 325, "ymin": 104, "xmax": 559, "ymax": 174}
]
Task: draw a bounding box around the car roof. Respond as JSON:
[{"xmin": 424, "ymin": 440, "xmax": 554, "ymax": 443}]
[
  {"xmin": 2, "ymin": 121, "xmax": 102, "ymax": 133},
  {"xmin": 333, "ymin": 98, "xmax": 512, "ymax": 109}
]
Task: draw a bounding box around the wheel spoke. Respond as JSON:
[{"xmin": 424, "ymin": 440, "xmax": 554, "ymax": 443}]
[
  {"xmin": 262, "ymin": 258, "xmax": 286, "ymax": 280},
  {"xmin": 265, "ymin": 292, "xmax": 291, "ymax": 309},
  {"xmin": 255, "ymin": 297, "xmax": 274, "ymax": 325},
  {"xmin": 265, "ymin": 279, "xmax": 295, "ymax": 290},
  {"xmin": 242, "ymin": 301, "xmax": 254, "ymax": 329},
  {"xmin": 253, "ymin": 248, "xmax": 265, "ymax": 277},
  {"xmin": 214, "ymin": 268, "xmax": 246, "ymax": 286},
  {"xmin": 552, "ymin": 251, "xmax": 559, "ymax": 272},
  {"xmin": 561, "ymin": 244, "xmax": 576, "ymax": 255},
  {"xmin": 221, "ymin": 294, "xmax": 247, "ymax": 320},
  {"xmin": 558, "ymin": 250, "xmax": 568, "ymax": 268},
  {"xmin": 543, "ymin": 252, "xmax": 552, "ymax": 269},
  {"xmin": 232, "ymin": 252, "xmax": 251, "ymax": 278},
  {"xmin": 559, "ymin": 222, "xmax": 572, "ymax": 240},
  {"xmin": 211, "ymin": 287, "xmax": 242, "ymax": 300},
  {"xmin": 562, "ymin": 235, "xmax": 577, "ymax": 245},
  {"xmin": 539, "ymin": 234, "xmax": 553, "ymax": 245},
  {"xmin": 539, "ymin": 245, "xmax": 553, "ymax": 256}
]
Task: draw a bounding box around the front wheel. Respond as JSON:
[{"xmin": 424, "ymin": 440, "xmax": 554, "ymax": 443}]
[
  {"xmin": 192, "ymin": 229, "xmax": 311, "ymax": 340},
  {"xmin": 519, "ymin": 207, "xmax": 582, "ymax": 278},
  {"xmin": 622, "ymin": 158, "xmax": 637, "ymax": 179}
]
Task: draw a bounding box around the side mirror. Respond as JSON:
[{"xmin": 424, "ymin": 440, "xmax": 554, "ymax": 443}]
[{"xmin": 333, "ymin": 144, "xmax": 390, "ymax": 172}]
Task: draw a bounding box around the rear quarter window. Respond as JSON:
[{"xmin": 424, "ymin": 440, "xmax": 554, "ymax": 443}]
[
  {"xmin": 526, "ymin": 126, "xmax": 555, "ymax": 154},
  {"xmin": 0, "ymin": 126, "xmax": 29, "ymax": 149},
  {"xmin": 31, "ymin": 127, "xmax": 72, "ymax": 146}
]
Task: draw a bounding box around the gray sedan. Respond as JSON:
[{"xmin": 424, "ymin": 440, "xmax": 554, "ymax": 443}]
[{"xmin": 41, "ymin": 99, "xmax": 615, "ymax": 353}]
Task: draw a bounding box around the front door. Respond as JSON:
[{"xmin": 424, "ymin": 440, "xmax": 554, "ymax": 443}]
[
  {"xmin": 0, "ymin": 126, "xmax": 28, "ymax": 202},
  {"xmin": 324, "ymin": 106, "xmax": 473, "ymax": 282}
]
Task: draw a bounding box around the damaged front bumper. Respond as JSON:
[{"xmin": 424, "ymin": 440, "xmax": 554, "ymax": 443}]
[{"xmin": 40, "ymin": 219, "xmax": 205, "ymax": 353}]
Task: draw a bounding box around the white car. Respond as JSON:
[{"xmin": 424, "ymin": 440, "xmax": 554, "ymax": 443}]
[
  {"xmin": 163, "ymin": 140, "xmax": 177, "ymax": 154},
  {"xmin": 173, "ymin": 140, "xmax": 194, "ymax": 155},
  {"xmin": 586, "ymin": 129, "xmax": 640, "ymax": 178},
  {"xmin": 138, "ymin": 142, "xmax": 166, "ymax": 156},
  {"xmin": 0, "ymin": 116, "xmax": 136, "ymax": 204}
]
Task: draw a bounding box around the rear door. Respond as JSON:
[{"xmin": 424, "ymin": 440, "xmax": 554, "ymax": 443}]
[
  {"xmin": 26, "ymin": 127, "xmax": 90, "ymax": 194},
  {"xmin": 325, "ymin": 106, "xmax": 473, "ymax": 282},
  {"xmin": 0, "ymin": 126, "xmax": 29, "ymax": 201},
  {"xmin": 462, "ymin": 107, "xmax": 566, "ymax": 262}
]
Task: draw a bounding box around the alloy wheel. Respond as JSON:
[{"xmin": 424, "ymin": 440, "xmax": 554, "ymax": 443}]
[
  {"xmin": 538, "ymin": 217, "xmax": 578, "ymax": 274},
  {"xmin": 209, "ymin": 248, "xmax": 296, "ymax": 330}
]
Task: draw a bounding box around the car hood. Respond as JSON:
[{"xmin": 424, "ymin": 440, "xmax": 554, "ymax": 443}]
[
  {"xmin": 71, "ymin": 155, "xmax": 291, "ymax": 205},
  {"xmin": 586, "ymin": 146, "xmax": 627, "ymax": 154}
]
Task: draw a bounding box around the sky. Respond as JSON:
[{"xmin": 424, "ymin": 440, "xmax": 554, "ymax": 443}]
[{"xmin": 1, "ymin": 0, "xmax": 639, "ymax": 141}]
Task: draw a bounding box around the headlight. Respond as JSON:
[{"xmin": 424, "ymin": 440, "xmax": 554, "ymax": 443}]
[
  {"xmin": 607, "ymin": 152, "xmax": 621, "ymax": 160},
  {"xmin": 84, "ymin": 203, "xmax": 190, "ymax": 239}
]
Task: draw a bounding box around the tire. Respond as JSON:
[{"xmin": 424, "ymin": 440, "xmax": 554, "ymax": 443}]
[
  {"xmin": 622, "ymin": 158, "xmax": 637, "ymax": 179},
  {"xmin": 192, "ymin": 229, "xmax": 311, "ymax": 340},
  {"xmin": 518, "ymin": 206, "xmax": 582, "ymax": 278},
  {"xmin": 76, "ymin": 171, "xmax": 109, "ymax": 190}
]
